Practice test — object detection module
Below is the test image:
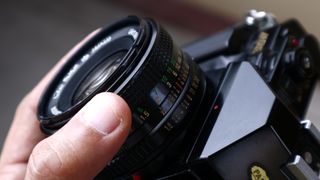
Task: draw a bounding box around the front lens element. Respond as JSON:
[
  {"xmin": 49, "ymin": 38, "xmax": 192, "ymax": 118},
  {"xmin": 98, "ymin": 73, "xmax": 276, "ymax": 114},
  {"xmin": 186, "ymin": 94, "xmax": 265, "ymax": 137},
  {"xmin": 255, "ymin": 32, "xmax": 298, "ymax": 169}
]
[{"xmin": 73, "ymin": 50, "xmax": 127, "ymax": 104}]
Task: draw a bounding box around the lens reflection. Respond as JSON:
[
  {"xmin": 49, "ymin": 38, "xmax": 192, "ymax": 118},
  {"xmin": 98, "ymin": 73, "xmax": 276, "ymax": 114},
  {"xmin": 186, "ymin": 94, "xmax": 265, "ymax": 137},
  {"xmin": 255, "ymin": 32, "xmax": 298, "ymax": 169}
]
[{"xmin": 73, "ymin": 51, "xmax": 126, "ymax": 103}]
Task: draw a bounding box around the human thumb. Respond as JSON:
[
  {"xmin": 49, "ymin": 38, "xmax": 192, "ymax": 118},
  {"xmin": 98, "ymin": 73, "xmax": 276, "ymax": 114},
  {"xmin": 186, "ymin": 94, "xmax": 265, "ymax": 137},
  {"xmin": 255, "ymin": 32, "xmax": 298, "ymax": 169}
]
[{"xmin": 26, "ymin": 92, "xmax": 132, "ymax": 180}]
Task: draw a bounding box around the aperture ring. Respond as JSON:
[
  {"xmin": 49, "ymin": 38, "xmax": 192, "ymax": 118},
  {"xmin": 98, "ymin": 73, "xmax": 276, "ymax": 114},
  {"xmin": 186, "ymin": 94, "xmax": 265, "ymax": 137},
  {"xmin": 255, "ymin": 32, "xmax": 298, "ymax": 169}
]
[{"xmin": 101, "ymin": 59, "xmax": 204, "ymax": 178}]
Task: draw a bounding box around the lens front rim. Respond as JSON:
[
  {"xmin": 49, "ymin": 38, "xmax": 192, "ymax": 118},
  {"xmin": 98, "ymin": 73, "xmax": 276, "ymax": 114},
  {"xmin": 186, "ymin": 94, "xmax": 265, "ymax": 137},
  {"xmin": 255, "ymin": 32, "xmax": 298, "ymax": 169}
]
[{"xmin": 38, "ymin": 16, "xmax": 154, "ymax": 130}]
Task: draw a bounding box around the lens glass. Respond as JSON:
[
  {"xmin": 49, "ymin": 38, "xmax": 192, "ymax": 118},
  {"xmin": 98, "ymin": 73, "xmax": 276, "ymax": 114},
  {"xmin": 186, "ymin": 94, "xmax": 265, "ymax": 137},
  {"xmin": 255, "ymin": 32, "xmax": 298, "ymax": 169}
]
[{"xmin": 73, "ymin": 50, "xmax": 127, "ymax": 104}]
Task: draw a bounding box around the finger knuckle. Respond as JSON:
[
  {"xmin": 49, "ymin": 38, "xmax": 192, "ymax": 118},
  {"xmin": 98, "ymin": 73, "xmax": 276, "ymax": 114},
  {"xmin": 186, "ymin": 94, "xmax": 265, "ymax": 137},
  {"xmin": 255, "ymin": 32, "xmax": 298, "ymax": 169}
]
[{"xmin": 28, "ymin": 141, "xmax": 63, "ymax": 179}]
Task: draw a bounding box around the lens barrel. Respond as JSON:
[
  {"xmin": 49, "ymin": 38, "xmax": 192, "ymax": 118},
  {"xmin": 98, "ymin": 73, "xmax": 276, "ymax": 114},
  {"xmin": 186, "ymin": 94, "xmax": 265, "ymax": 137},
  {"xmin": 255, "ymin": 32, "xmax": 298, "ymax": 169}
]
[{"xmin": 38, "ymin": 16, "xmax": 208, "ymax": 178}]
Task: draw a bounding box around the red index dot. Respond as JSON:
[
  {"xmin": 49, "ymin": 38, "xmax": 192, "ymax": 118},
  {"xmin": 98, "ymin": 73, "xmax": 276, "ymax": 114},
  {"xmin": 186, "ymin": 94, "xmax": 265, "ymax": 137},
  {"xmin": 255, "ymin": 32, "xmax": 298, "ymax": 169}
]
[
  {"xmin": 290, "ymin": 38, "xmax": 300, "ymax": 47},
  {"xmin": 213, "ymin": 105, "xmax": 219, "ymax": 110},
  {"xmin": 132, "ymin": 175, "xmax": 141, "ymax": 180}
]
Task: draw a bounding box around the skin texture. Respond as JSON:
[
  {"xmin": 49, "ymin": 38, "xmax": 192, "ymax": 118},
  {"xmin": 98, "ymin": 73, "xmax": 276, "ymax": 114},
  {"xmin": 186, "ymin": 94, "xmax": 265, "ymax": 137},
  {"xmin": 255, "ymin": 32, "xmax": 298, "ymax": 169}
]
[{"xmin": 0, "ymin": 30, "xmax": 132, "ymax": 180}]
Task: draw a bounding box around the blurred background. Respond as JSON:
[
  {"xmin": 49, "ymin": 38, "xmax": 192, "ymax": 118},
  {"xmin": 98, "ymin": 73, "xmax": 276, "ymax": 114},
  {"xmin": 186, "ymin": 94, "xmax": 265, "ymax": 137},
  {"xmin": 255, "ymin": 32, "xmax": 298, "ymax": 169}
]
[{"xmin": 0, "ymin": 0, "xmax": 319, "ymax": 149}]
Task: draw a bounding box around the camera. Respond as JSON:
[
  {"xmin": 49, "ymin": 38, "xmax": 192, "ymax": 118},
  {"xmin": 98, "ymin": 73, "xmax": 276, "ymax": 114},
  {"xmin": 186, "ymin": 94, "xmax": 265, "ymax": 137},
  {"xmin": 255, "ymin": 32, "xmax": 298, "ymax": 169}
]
[{"xmin": 37, "ymin": 10, "xmax": 320, "ymax": 179}]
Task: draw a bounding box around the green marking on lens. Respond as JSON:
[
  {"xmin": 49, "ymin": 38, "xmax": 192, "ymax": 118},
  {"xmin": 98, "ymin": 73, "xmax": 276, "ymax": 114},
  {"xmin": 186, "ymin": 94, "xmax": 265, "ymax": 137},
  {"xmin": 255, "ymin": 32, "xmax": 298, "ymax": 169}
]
[
  {"xmin": 161, "ymin": 76, "xmax": 168, "ymax": 83},
  {"xmin": 167, "ymin": 66, "xmax": 172, "ymax": 73},
  {"xmin": 137, "ymin": 107, "xmax": 144, "ymax": 113},
  {"xmin": 170, "ymin": 58, "xmax": 176, "ymax": 65}
]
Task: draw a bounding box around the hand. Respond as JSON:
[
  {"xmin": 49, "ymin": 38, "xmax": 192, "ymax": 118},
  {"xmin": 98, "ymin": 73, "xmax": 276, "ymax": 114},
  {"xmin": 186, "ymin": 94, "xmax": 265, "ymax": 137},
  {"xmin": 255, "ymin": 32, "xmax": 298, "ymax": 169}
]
[{"xmin": 0, "ymin": 30, "xmax": 132, "ymax": 180}]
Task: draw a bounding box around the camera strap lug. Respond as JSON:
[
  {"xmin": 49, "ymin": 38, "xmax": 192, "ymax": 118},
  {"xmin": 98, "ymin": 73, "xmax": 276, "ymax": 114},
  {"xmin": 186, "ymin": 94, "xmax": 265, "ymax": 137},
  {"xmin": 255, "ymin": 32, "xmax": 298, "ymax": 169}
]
[
  {"xmin": 284, "ymin": 155, "xmax": 319, "ymax": 180},
  {"xmin": 300, "ymin": 120, "xmax": 320, "ymax": 145}
]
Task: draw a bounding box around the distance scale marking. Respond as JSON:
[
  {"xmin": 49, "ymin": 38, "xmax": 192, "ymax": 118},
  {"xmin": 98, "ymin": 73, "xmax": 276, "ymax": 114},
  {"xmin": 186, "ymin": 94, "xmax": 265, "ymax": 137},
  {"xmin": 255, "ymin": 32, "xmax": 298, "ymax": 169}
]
[{"xmin": 133, "ymin": 48, "xmax": 190, "ymax": 124}]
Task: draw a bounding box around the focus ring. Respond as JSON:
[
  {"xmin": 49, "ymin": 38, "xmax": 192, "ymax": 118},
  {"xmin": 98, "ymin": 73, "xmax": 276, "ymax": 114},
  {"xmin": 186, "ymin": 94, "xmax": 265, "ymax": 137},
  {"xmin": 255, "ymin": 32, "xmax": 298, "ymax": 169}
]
[{"xmin": 119, "ymin": 25, "xmax": 174, "ymax": 131}]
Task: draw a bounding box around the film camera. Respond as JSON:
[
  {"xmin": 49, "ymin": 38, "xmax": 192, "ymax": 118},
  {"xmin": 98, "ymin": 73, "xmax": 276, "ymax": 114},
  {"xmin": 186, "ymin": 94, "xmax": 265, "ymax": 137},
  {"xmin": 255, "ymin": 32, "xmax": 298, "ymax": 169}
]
[{"xmin": 37, "ymin": 10, "xmax": 320, "ymax": 179}]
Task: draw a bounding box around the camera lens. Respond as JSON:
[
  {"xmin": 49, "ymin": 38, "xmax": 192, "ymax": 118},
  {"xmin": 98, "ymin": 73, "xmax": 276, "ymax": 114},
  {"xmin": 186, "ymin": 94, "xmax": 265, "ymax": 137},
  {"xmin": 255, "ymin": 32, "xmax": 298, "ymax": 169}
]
[
  {"xmin": 73, "ymin": 50, "xmax": 126, "ymax": 104},
  {"xmin": 38, "ymin": 16, "xmax": 209, "ymax": 178}
]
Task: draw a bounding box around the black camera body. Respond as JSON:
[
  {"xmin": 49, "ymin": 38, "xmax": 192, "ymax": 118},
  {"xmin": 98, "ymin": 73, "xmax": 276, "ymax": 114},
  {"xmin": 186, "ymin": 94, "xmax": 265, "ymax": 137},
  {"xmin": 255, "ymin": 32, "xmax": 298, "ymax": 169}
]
[
  {"xmin": 131, "ymin": 12, "xmax": 320, "ymax": 180},
  {"xmin": 37, "ymin": 11, "xmax": 320, "ymax": 179},
  {"xmin": 130, "ymin": 12, "xmax": 320, "ymax": 180}
]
